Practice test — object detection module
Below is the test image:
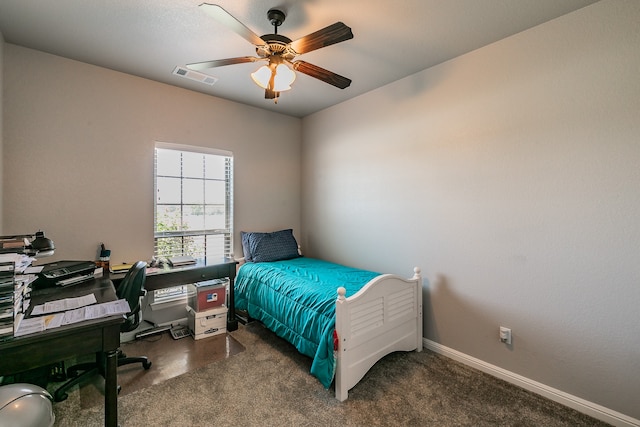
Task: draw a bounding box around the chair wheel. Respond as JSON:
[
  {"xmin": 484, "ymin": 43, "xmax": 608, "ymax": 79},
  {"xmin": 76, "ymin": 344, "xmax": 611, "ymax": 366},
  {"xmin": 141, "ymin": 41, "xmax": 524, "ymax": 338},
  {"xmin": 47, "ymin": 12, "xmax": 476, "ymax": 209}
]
[
  {"xmin": 143, "ymin": 361, "xmax": 152, "ymax": 370},
  {"xmin": 54, "ymin": 391, "xmax": 68, "ymax": 402},
  {"xmin": 117, "ymin": 385, "xmax": 122, "ymax": 394}
]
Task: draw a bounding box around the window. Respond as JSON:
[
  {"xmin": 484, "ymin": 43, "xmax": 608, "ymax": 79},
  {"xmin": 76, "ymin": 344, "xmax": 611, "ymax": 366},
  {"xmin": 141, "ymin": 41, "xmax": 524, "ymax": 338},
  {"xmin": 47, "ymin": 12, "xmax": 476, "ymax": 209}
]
[{"xmin": 154, "ymin": 142, "xmax": 233, "ymax": 260}]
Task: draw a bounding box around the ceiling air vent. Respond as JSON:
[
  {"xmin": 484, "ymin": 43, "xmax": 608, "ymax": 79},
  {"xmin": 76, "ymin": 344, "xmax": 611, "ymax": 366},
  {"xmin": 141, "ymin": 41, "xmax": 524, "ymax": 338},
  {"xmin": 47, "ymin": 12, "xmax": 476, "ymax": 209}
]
[{"xmin": 172, "ymin": 66, "xmax": 218, "ymax": 86}]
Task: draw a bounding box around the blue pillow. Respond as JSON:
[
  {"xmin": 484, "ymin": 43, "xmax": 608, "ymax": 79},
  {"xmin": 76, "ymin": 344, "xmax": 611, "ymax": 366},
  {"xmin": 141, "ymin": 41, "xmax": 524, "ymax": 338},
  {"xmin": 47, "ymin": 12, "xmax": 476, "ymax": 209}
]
[{"xmin": 241, "ymin": 229, "xmax": 300, "ymax": 263}]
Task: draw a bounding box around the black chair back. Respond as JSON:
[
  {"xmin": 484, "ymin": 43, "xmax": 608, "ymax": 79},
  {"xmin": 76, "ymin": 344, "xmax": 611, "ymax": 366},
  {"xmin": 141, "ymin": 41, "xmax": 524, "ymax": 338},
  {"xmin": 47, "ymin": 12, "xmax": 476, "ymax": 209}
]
[{"xmin": 117, "ymin": 261, "xmax": 147, "ymax": 332}]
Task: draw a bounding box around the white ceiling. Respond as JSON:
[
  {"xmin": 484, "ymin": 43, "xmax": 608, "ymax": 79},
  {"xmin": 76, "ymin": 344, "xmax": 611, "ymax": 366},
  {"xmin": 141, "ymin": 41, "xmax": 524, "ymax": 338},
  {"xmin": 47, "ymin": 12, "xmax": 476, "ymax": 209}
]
[{"xmin": 0, "ymin": 0, "xmax": 598, "ymax": 118}]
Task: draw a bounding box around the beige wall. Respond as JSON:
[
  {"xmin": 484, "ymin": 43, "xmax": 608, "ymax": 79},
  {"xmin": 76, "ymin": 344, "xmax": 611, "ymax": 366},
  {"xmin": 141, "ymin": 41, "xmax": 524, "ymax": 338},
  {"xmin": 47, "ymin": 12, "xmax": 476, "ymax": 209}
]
[
  {"xmin": 3, "ymin": 45, "xmax": 301, "ymax": 264},
  {"xmin": 302, "ymin": 0, "xmax": 639, "ymax": 423},
  {"xmin": 3, "ymin": 0, "xmax": 639, "ymax": 423}
]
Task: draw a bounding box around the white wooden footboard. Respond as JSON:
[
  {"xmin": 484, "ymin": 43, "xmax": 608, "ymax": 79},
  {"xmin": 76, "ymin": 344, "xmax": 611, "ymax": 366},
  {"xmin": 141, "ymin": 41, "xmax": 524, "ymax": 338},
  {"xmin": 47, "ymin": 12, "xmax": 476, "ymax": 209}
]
[{"xmin": 334, "ymin": 267, "xmax": 422, "ymax": 401}]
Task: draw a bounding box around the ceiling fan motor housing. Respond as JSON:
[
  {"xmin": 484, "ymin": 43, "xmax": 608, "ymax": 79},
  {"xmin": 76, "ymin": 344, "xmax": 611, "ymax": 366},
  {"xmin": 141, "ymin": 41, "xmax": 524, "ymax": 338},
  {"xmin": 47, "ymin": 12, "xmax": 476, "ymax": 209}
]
[
  {"xmin": 255, "ymin": 9, "xmax": 296, "ymax": 59},
  {"xmin": 267, "ymin": 9, "xmax": 286, "ymax": 28},
  {"xmin": 257, "ymin": 34, "xmax": 296, "ymax": 59}
]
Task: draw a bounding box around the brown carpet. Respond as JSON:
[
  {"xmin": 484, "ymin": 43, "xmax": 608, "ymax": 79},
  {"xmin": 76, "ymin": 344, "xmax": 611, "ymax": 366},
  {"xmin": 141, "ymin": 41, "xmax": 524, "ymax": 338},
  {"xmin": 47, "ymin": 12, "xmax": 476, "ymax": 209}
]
[{"xmin": 50, "ymin": 322, "xmax": 610, "ymax": 426}]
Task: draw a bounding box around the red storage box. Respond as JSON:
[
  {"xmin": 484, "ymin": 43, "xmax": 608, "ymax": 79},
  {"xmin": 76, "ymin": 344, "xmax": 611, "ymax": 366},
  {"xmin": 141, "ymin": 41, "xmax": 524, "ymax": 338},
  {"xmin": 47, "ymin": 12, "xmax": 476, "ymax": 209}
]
[{"xmin": 187, "ymin": 278, "xmax": 228, "ymax": 312}]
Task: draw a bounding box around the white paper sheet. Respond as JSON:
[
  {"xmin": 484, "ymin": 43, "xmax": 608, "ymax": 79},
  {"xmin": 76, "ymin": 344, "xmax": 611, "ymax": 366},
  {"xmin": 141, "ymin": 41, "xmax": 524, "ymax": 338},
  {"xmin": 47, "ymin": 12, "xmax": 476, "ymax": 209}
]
[
  {"xmin": 61, "ymin": 299, "xmax": 130, "ymax": 325},
  {"xmin": 15, "ymin": 300, "xmax": 130, "ymax": 336},
  {"xmin": 31, "ymin": 293, "xmax": 97, "ymax": 315}
]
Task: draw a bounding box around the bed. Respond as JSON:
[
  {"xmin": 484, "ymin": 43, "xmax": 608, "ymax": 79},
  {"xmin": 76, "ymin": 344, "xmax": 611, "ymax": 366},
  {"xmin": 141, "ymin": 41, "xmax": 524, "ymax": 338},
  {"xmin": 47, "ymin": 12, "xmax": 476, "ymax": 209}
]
[{"xmin": 236, "ymin": 229, "xmax": 423, "ymax": 401}]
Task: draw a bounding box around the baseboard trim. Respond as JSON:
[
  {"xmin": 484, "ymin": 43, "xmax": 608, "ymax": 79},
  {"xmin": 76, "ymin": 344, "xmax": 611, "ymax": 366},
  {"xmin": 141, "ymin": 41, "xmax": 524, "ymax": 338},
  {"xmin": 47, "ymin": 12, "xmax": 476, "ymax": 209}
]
[{"xmin": 423, "ymin": 339, "xmax": 639, "ymax": 427}]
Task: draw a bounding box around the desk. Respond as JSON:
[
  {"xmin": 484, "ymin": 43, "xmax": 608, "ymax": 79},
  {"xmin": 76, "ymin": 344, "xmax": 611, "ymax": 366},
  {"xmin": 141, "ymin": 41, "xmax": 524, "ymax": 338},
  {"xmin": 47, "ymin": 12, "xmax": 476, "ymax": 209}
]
[
  {"xmin": 0, "ymin": 278, "xmax": 123, "ymax": 427},
  {"xmin": 109, "ymin": 258, "xmax": 238, "ymax": 331}
]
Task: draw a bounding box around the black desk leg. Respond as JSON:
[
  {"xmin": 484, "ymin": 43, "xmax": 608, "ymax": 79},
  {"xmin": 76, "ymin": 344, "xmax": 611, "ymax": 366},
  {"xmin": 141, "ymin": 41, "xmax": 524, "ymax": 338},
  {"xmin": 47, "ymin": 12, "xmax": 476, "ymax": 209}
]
[
  {"xmin": 104, "ymin": 349, "xmax": 119, "ymax": 427},
  {"xmin": 227, "ymin": 276, "xmax": 238, "ymax": 331}
]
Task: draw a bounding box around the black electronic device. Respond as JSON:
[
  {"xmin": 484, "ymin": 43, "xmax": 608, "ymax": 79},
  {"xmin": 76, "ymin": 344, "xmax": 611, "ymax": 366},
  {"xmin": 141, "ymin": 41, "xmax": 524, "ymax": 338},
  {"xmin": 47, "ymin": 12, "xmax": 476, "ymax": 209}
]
[
  {"xmin": 170, "ymin": 325, "xmax": 190, "ymax": 340},
  {"xmin": 38, "ymin": 260, "xmax": 97, "ymax": 286}
]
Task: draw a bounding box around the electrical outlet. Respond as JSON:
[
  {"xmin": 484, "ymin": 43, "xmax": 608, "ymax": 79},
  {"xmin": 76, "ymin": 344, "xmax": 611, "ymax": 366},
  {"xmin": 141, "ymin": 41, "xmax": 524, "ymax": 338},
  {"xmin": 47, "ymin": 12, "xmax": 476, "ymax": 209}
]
[{"xmin": 500, "ymin": 326, "xmax": 512, "ymax": 345}]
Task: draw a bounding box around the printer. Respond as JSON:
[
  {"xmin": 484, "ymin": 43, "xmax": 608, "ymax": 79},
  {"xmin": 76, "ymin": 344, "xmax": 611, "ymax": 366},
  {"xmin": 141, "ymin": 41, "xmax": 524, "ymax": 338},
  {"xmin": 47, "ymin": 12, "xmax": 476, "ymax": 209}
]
[{"xmin": 37, "ymin": 260, "xmax": 97, "ymax": 286}]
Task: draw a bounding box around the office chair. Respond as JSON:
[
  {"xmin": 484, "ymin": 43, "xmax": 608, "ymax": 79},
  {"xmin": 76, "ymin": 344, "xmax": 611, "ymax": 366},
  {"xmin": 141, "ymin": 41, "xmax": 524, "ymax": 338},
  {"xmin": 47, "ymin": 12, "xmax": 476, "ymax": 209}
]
[{"xmin": 53, "ymin": 261, "xmax": 152, "ymax": 402}]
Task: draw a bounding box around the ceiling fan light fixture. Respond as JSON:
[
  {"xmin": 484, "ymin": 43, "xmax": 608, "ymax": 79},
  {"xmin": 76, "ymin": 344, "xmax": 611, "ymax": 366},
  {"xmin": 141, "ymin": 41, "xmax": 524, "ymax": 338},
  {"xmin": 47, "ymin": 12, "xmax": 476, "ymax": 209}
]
[
  {"xmin": 251, "ymin": 65, "xmax": 272, "ymax": 89},
  {"xmin": 251, "ymin": 63, "xmax": 296, "ymax": 92},
  {"xmin": 273, "ymin": 63, "xmax": 296, "ymax": 91}
]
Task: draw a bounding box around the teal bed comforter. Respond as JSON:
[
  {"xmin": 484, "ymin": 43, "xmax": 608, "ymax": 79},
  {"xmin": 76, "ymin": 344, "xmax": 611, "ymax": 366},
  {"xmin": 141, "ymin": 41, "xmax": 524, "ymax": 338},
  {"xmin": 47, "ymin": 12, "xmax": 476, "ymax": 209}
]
[{"xmin": 235, "ymin": 257, "xmax": 379, "ymax": 388}]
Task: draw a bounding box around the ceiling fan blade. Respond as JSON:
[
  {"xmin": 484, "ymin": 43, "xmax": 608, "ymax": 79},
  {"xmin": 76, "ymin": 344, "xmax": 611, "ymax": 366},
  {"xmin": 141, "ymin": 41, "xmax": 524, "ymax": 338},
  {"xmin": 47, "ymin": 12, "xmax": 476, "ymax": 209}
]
[
  {"xmin": 289, "ymin": 22, "xmax": 353, "ymax": 55},
  {"xmin": 199, "ymin": 3, "xmax": 266, "ymax": 47},
  {"xmin": 292, "ymin": 61, "xmax": 352, "ymax": 89},
  {"xmin": 187, "ymin": 56, "xmax": 262, "ymax": 71}
]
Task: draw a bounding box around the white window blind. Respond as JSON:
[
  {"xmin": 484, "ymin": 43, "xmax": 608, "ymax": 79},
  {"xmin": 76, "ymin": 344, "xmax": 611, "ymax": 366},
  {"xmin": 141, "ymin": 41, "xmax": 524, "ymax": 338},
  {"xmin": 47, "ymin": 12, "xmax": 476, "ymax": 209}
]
[{"xmin": 154, "ymin": 142, "xmax": 233, "ymax": 260}]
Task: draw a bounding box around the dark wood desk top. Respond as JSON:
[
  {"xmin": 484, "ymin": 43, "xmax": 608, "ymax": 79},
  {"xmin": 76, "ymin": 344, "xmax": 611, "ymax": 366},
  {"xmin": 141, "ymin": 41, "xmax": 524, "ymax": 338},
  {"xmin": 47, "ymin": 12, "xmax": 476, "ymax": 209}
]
[
  {"xmin": 107, "ymin": 258, "xmax": 237, "ymax": 291},
  {"xmin": 30, "ymin": 276, "xmax": 116, "ymax": 305},
  {"xmin": 1, "ymin": 277, "xmax": 123, "ymax": 351},
  {"xmin": 107, "ymin": 258, "xmax": 239, "ymax": 331}
]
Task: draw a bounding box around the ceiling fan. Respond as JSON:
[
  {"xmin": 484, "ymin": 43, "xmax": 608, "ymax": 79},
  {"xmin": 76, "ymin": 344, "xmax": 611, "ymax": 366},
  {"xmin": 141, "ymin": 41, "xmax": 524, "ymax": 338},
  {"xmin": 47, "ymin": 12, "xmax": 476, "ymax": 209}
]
[{"xmin": 187, "ymin": 3, "xmax": 354, "ymax": 103}]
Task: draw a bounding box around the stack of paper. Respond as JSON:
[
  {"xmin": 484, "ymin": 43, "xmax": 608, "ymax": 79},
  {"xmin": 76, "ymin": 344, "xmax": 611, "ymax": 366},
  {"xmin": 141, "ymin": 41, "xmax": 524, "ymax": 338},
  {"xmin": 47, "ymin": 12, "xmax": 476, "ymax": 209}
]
[
  {"xmin": 109, "ymin": 263, "xmax": 134, "ymax": 274},
  {"xmin": 0, "ymin": 253, "xmax": 36, "ymax": 274},
  {"xmin": 0, "ymin": 262, "xmax": 15, "ymax": 339}
]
